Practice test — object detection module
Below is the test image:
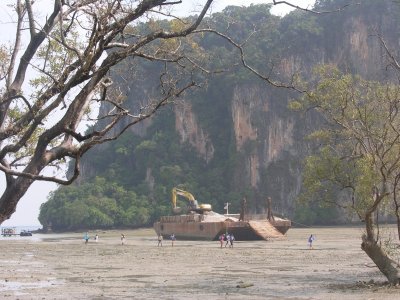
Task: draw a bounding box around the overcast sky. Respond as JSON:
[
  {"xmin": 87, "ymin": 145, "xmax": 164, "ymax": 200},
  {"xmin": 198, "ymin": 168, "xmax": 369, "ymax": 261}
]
[{"xmin": 0, "ymin": 0, "xmax": 315, "ymax": 227}]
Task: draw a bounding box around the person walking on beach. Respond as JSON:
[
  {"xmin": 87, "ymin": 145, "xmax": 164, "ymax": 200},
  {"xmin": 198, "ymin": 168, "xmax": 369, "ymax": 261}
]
[
  {"xmin": 157, "ymin": 234, "xmax": 163, "ymax": 247},
  {"xmin": 83, "ymin": 232, "xmax": 89, "ymax": 244},
  {"xmin": 121, "ymin": 233, "xmax": 126, "ymax": 245},
  {"xmin": 308, "ymin": 234, "xmax": 315, "ymax": 249},
  {"xmin": 225, "ymin": 233, "xmax": 230, "ymax": 247},
  {"xmin": 170, "ymin": 233, "xmax": 176, "ymax": 247},
  {"xmin": 229, "ymin": 233, "xmax": 235, "ymax": 248},
  {"xmin": 219, "ymin": 233, "xmax": 225, "ymax": 248},
  {"xmin": 95, "ymin": 234, "xmax": 99, "ymax": 242}
]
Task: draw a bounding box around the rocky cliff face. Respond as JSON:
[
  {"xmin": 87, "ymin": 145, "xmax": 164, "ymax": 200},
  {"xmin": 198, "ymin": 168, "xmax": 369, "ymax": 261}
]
[
  {"xmin": 230, "ymin": 84, "xmax": 296, "ymax": 195},
  {"xmin": 149, "ymin": 76, "xmax": 304, "ymax": 215},
  {"xmin": 79, "ymin": 1, "xmax": 400, "ymax": 219},
  {"xmin": 155, "ymin": 3, "xmax": 400, "ymax": 215},
  {"xmin": 231, "ymin": 85, "xmax": 260, "ymax": 151},
  {"xmin": 175, "ymin": 101, "xmax": 215, "ymax": 163}
]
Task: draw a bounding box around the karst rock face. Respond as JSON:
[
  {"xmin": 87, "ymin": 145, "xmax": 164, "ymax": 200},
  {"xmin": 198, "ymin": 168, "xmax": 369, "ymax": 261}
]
[{"xmin": 77, "ymin": 1, "xmax": 400, "ymax": 218}]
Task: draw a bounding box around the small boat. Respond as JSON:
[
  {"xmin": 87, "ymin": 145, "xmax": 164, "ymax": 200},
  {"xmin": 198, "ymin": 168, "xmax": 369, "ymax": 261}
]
[
  {"xmin": 1, "ymin": 227, "xmax": 17, "ymax": 237},
  {"xmin": 19, "ymin": 230, "xmax": 33, "ymax": 237}
]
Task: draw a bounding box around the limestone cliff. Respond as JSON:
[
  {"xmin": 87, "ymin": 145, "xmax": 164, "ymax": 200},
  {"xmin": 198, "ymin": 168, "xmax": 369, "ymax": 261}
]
[
  {"xmin": 75, "ymin": 1, "xmax": 400, "ymax": 221},
  {"xmin": 175, "ymin": 101, "xmax": 214, "ymax": 163}
]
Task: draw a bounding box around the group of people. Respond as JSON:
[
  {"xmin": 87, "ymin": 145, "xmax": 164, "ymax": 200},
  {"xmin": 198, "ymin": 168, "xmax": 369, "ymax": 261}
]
[
  {"xmin": 157, "ymin": 232, "xmax": 236, "ymax": 248},
  {"xmin": 82, "ymin": 231, "xmax": 316, "ymax": 249},
  {"xmin": 219, "ymin": 232, "xmax": 235, "ymax": 248},
  {"xmin": 82, "ymin": 232, "xmax": 129, "ymax": 245},
  {"xmin": 159, "ymin": 233, "xmax": 314, "ymax": 249},
  {"xmin": 157, "ymin": 233, "xmax": 175, "ymax": 247},
  {"xmin": 83, "ymin": 232, "xmax": 99, "ymax": 244}
]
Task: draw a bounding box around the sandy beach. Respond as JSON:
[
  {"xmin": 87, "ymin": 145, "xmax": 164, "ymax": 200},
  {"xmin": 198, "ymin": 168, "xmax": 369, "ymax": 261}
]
[{"xmin": 0, "ymin": 226, "xmax": 399, "ymax": 299}]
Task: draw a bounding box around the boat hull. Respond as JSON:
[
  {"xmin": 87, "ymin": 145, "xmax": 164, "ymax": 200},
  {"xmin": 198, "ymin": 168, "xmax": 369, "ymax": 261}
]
[{"xmin": 153, "ymin": 214, "xmax": 291, "ymax": 241}]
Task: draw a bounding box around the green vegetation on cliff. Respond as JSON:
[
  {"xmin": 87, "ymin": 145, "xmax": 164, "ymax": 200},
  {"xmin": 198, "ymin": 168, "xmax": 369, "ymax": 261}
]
[{"xmin": 39, "ymin": 1, "xmax": 400, "ymax": 230}]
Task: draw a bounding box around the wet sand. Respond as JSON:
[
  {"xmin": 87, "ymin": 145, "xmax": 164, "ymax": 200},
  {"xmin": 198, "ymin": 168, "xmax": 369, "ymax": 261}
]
[{"xmin": 0, "ymin": 226, "xmax": 399, "ymax": 299}]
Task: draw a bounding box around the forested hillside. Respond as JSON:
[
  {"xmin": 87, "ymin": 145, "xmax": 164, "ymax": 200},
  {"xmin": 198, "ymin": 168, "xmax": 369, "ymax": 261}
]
[{"xmin": 39, "ymin": 0, "xmax": 400, "ymax": 231}]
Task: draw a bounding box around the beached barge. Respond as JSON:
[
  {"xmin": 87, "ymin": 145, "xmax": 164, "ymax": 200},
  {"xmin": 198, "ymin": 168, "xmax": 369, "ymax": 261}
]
[{"xmin": 153, "ymin": 212, "xmax": 291, "ymax": 241}]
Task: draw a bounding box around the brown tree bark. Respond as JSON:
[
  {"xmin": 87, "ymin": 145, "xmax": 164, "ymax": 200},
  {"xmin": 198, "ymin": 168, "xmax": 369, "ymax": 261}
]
[
  {"xmin": 361, "ymin": 211, "xmax": 400, "ymax": 284},
  {"xmin": 395, "ymin": 203, "xmax": 400, "ymax": 241}
]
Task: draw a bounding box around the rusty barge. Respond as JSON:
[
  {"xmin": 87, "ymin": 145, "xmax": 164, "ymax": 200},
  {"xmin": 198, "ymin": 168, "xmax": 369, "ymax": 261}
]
[
  {"xmin": 153, "ymin": 212, "xmax": 291, "ymax": 241},
  {"xmin": 153, "ymin": 188, "xmax": 291, "ymax": 241}
]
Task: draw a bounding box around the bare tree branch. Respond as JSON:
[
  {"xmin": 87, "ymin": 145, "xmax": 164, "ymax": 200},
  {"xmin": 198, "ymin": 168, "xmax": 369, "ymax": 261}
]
[
  {"xmin": 272, "ymin": 0, "xmax": 359, "ymax": 15},
  {"xmin": 5, "ymin": 0, "xmax": 24, "ymax": 90},
  {"xmin": 0, "ymin": 0, "xmax": 219, "ymax": 222},
  {"xmin": 25, "ymin": 0, "xmax": 37, "ymax": 37},
  {"xmin": 194, "ymin": 28, "xmax": 303, "ymax": 91}
]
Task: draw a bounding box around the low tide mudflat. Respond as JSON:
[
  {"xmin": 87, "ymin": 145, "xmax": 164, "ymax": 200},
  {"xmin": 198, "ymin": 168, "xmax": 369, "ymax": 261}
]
[{"xmin": 0, "ymin": 226, "xmax": 399, "ymax": 299}]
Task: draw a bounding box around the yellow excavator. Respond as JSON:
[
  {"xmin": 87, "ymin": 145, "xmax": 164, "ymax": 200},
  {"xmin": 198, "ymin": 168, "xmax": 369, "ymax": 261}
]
[{"xmin": 171, "ymin": 187, "xmax": 212, "ymax": 214}]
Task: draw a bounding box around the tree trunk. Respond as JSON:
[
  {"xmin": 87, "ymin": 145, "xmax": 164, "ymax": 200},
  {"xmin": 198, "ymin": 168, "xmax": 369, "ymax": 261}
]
[
  {"xmin": 361, "ymin": 213, "xmax": 400, "ymax": 284},
  {"xmin": 395, "ymin": 199, "xmax": 400, "ymax": 241},
  {"xmin": 396, "ymin": 210, "xmax": 400, "ymax": 241},
  {"xmin": 0, "ymin": 151, "xmax": 48, "ymax": 223},
  {"xmin": 0, "ymin": 177, "xmax": 33, "ymax": 223}
]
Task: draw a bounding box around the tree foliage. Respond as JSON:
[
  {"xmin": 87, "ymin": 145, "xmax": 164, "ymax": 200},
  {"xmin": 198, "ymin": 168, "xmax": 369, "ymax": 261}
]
[
  {"xmin": 294, "ymin": 65, "xmax": 400, "ymax": 283},
  {"xmin": 39, "ymin": 176, "xmax": 154, "ymax": 230},
  {"xmin": 0, "ymin": 0, "xmax": 222, "ymax": 223}
]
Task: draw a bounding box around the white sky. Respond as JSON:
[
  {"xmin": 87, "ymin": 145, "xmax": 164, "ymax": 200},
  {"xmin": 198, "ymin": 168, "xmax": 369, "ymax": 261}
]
[{"xmin": 0, "ymin": 0, "xmax": 315, "ymax": 227}]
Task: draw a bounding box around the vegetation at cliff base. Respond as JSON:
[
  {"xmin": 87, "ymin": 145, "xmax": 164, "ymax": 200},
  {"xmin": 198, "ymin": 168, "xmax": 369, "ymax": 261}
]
[{"xmin": 39, "ymin": 1, "xmax": 400, "ymax": 231}]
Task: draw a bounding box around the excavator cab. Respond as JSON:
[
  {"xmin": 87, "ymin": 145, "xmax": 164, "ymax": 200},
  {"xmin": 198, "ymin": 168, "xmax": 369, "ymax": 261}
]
[{"xmin": 171, "ymin": 188, "xmax": 212, "ymax": 214}]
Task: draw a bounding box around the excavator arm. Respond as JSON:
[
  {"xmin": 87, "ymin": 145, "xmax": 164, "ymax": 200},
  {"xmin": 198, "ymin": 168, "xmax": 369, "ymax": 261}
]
[{"xmin": 171, "ymin": 187, "xmax": 212, "ymax": 214}]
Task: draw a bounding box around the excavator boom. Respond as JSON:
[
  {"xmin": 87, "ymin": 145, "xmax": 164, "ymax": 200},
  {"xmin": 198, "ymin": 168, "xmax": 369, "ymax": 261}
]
[{"xmin": 171, "ymin": 187, "xmax": 212, "ymax": 214}]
